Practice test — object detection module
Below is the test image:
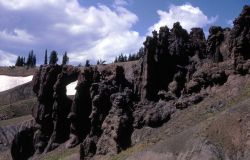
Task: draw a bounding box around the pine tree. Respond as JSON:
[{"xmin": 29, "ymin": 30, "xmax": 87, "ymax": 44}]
[
  {"xmin": 114, "ymin": 57, "xmax": 118, "ymax": 63},
  {"xmin": 23, "ymin": 57, "xmax": 26, "ymax": 66},
  {"xmin": 26, "ymin": 52, "xmax": 31, "ymax": 67},
  {"xmin": 44, "ymin": 49, "xmax": 48, "ymax": 65},
  {"xmin": 33, "ymin": 54, "xmax": 36, "ymax": 67},
  {"xmin": 20, "ymin": 57, "xmax": 25, "ymax": 66},
  {"xmin": 62, "ymin": 51, "xmax": 69, "ymax": 65},
  {"xmin": 85, "ymin": 60, "xmax": 90, "ymax": 67},
  {"xmin": 97, "ymin": 59, "xmax": 106, "ymax": 65},
  {"xmin": 30, "ymin": 50, "xmax": 34, "ymax": 67},
  {"xmin": 49, "ymin": 50, "xmax": 58, "ymax": 65},
  {"xmin": 15, "ymin": 56, "xmax": 21, "ymax": 66},
  {"xmin": 26, "ymin": 50, "xmax": 36, "ymax": 68}
]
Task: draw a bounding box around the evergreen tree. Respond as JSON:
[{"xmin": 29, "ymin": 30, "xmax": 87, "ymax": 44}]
[
  {"xmin": 85, "ymin": 60, "xmax": 90, "ymax": 67},
  {"xmin": 44, "ymin": 49, "xmax": 48, "ymax": 65},
  {"xmin": 23, "ymin": 57, "xmax": 26, "ymax": 66},
  {"xmin": 62, "ymin": 51, "xmax": 69, "ymax": 65},
  {"xmin": 49, "ymin": 50, "xmax": 58, "ymax": 65},
  {"xmin": 114, "ymin": 48, "xmax": 144, "ymax": 63},
  {"xmin": 26, "ymin": 51, "xmax": 31, "ymax": 67},
  {"xmin": 20, "ymin": 57, "xmax": 25, "ymax": 66},
  {"xmin": 97, "ymin": 59, "xmax": 106, "ymax": 65},
  {"xmin": 15, "ymin": 56, "xmax": 21, "ymax": 66},
  {"xmin": 33, "ymin": 54, "xmax": 36, "ymax": 67},
  {"xmin": 26, "ymin": 50, "xmax": 36, "ymax": 68}
]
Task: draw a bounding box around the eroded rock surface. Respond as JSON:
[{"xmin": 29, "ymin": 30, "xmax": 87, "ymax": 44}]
[{"xmin": 10, "ymin": 5, "xmax": 250, "ymax": 160}]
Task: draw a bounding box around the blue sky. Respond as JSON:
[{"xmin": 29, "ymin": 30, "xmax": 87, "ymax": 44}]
[
  {"xmin": 0, "ymin": 0, "xmax": 248, "ymax": 66},
  {"xmin": 80, "ymin": 0, "xmax": 248, "ymax": 34}
]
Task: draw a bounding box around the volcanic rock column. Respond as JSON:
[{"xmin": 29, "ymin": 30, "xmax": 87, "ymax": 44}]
[
  {"xmin": 66, "ymin": 67, "xmax": 94, "ymax": 148},
  {"xmin": 45, "ymin": 66, "xmax": 79, "ymax": 152},
  {"xmin": 32, "ymin": 64, "xmax": 62, "ymax": 154}
]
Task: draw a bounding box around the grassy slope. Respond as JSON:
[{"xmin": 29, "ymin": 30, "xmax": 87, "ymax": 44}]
[
  {"xmin": 0, "ymin": 67, "xmax": 36, "ymax": 120},
  {"xmin": 0, "ymin": 98, "xmax": 36, "ymax": 122},
  {"xmin": 0, "ymin": 115, "xmax": 33, "ymax": 126}
]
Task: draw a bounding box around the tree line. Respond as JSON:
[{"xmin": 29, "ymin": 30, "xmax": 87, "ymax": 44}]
[
  {"xmin": 43, "ymin": 50, "xmax": 69, "ymax": 65},
  {"xmin": 15, "ymin": 47, "xmax": 144, "ymax": 67},
  {"xmin": 114, "ymin": 47, "xmax": 144, "ymax": 63},
  {"xmin": 15, "ymin": 50, "xmax": 36, "ymax": 67},
  {"xmin": 15, "ymin": 50, "xmax": 69, "ymax": 67}
]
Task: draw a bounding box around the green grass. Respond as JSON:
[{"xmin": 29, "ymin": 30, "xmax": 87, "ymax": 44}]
[
  {"xmin": 0, "ymin": 98, "xmax": 36, "ymax": 120},
  {"xmin": 0, "ymin": 115, "xmax": 33, "ymax": 126},
  {"xmin": 108, "ymin": 142, "xmax": 153, "ymax": 160},
  {"xmin": 38, "ymin": 145, "xmax": 80, "ymax": 160}
]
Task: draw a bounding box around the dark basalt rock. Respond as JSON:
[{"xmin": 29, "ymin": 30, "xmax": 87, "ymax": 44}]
[
  {"xmin": 95, "ymin": 89, "xmax": 133, "ymax": 155},
  {"xmin": 80, "ymin": 66, "xmax": 133, "ymax": 159},
  {"xmin": 45, "ymin": 66, "xmax": 79, "ymax": 152},
  {"xmin": 133, "ymin": 100, "xmax": 175, "ymax": 128},
  {"xmin": 206, "ymin": 26, "xmax": 224, "ymax": 62},
  {"xmin": 189, "ymin": 28, "xmax": 207, "ymax": 59},
  {"xmin": 66, "ymin": 67, "xmax": 94, "ymax": 148},
  {"xmin": 185, "ymin": 64, "xmax": 228, "ymax": 94},
  {"xmin": 11, "ymin": 127, "xmax": 35, "ymax": 160},
  {"xmin": 32, "ymin": 64, "xmax": 62, "ymax": 154},
  {"xmin": 79, "ymin": 82, "xmax": 113, "ymax": 159},
  {"xmin": 139, "ymin": 22, "xmax": 190, "ymax": 101},
  {"xmin": 229, "ymin": 5, "xmax": 250, "ymax": 60}
]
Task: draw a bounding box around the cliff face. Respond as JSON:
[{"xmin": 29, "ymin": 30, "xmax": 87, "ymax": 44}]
[{"xmin": 10, "ymin": 5, "xmax": 250, "ymax": 160}]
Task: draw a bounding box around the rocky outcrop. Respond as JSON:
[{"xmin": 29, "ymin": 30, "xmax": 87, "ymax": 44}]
[
  {"xmin": 32, "ymin": 64, "xmax": 63, "ymax": 154},
  {"xmin": 139, "ymin": 22, "xmax": 190, "ymax": 101},
  {"xmin": 0, "ymin": 117, "xmax": 35, "ymax": 152},
  {"xmin": 229, "ymin": 5, "xmax": 250, "ymax": 60},
  {"xmin": 45, "ymin": 66, "xmax": 79, "ymax": 152},
  {"xmin": 133, "ymin": 100, "xmax": 175, "ymax": 128},
  {"xmin": 95, "ymin": 89, "xmax": 133, "ymax": 156},
  {"xmin": 80, "ymin": 66, "xmax": 134, "ymax": 159},
  {"xmin": 66, "ymin": 67, "xmax": 94, "ymax": 148},
  {"xmin": 10, "ymin": 5, "xmax": 250, "ymax": 160},
  {"xmin": 11, "ymin": 127, "xmax": 35, "ymax": 160},
  {"xmin": 189, "ymin": 28, "xmax": 207, "ymax": 59}
]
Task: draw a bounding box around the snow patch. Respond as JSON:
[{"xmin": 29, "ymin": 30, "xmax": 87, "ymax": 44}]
[
  {"xmin": 0, "ymin": 75, "xmax": 33, "ymax": 92},
  {"xmin": 66, "ymin": 81, "xmax": 77, "ymax": 95},
  {"xmin": 0, "ymin": 75, "xmax": 78, "ymax": 96}
]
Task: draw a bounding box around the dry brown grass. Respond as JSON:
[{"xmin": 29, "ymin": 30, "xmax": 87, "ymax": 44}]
[{"xmin": 0, "ymin": 66, "xmax": 36, "ymax": 76}]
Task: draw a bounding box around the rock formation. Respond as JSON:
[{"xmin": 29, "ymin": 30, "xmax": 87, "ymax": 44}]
[
  {"xmin": 80, "ymin": 66, "xmax": 133, "ymax": 159},
  {"xmin": 11, "ymin": 127, "xmax": 35, "ymax": 160},
  {"xmin": 10, "ymin": 5, "xmax": 250, "ymax": 160},
  {"xmin": 45, "ymin": 65, "xmax": 79, "ymax": 152},
  {"xmin": 32, "ymin": 64, "xmax": 62, "ymax": 154}
]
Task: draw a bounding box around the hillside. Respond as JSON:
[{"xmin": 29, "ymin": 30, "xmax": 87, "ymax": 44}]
[{"xmin": 0, "ymin": 67, "xmax": 36, "ymax": 77}]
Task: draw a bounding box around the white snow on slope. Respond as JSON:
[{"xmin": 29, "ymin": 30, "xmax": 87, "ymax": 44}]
[
  {"xmin": 66, "ymin": 81, "xmax": 77, "ymax": 95},
  {"xmin": 0, "ymin": 75, "xmax": 78, "ymax": 95},
  {"xmin": 0, "ymin": 75, "xmax": 33, "ymax": 92}
]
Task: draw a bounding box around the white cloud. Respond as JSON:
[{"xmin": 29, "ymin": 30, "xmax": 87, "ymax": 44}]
[
  {"xmin": 0, "ymin": 0, "xmax": 143, "ymax": 65},
  {"xmin": 0, "ymin": 29, "xmax": 35, "ymax": 43},
  {"xmin": 114, "ymin": 0, "xmax": 128, "ymax": 6},
  {"xmin": 0, "ymin": 0, "xmax": 60, "ymax": 10},
  {"xmin": 227, "ymin": 19, "xmax": 233, "ymax": 27},
  {"xmin": 0, "ymin": 50, "xmax": 17, "ymax": 66},
  {"xmin": 149, "ymin": 3, "xmax": 217, "ymax": 33}
]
